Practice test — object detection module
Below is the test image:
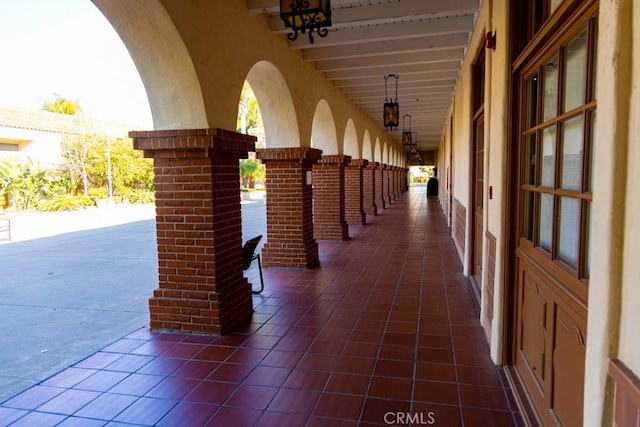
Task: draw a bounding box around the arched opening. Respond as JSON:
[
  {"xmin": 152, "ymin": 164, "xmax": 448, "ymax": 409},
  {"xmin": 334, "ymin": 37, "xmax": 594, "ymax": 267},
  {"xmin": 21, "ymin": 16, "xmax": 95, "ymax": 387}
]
[
  {"xmin": 343, "ymin": 119, "xmax": 360, "ymax": 159},
  {"xmin": 246, "ymin": 61, "xmax": 299, "ymax": 149},
  {"xmin": 363, "ymin": 130, "xmax": 373, "ymax": 161},
  {"xmin": 310, "ymin": 100, "xmax": 338, "ymax": 154}
]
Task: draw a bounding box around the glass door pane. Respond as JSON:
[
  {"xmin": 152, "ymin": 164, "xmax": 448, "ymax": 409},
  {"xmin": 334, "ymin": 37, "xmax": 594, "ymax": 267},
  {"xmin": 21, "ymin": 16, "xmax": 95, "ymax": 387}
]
[
  {"xmin": 563, "ymin": 29, "xmax": 588, "ymax": 112},
  {"xmin": 543, "ymin": 56, "xmax": 559, "ymax": 122},
  {"xmin": 539, "ymin": 193, "xmax": 554, "ymax": 251},
  {"xmin": 542, "ymin": 127, "xmax": 556, "ymax": 187},
  {"xmin": 561, "ymin": 116, "xmax": 584, "ymax": 190},
  {"xmin": 558, "ymin": 197, "xmax": 580, "ymax": 268}
]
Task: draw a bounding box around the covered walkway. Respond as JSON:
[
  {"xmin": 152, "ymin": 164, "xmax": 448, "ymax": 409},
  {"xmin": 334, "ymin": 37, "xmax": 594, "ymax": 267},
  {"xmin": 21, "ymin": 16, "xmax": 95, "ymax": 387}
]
[{"xmin": 0, "ymin": 186, "xmax": 523, "ymax": 426}]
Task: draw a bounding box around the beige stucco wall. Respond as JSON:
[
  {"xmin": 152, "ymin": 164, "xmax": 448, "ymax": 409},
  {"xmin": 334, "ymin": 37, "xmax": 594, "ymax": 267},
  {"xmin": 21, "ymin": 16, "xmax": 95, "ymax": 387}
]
[
  {"xmin": 585, "ymin": 0, "xmax": 637, "ymax": 425},
  {"xmin": 92, "ymin": 0, "xmax": 401, "ymax": 160},
  {"xmin": 0, "ymin": 127, "xmax": 63, "ymax": 166}
]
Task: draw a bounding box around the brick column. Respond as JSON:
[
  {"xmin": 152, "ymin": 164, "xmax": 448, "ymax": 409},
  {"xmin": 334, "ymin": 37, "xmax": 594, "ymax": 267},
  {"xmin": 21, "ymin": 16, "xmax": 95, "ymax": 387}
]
[
  {"xmin": 389, "ymin": 166, "xmax": 397, "ymax": 202},
  {"xmin": 313, "ymin": 154, "xmax": 351, "ymax": 240},
  {"xmin": 131, "ymin": 128, "xmax": 254, "ymax": 335},
  {"xmin": 256, "ymin": 147, "xmax": 322, "ymax": 268},
  {"xmin": 345, "ymin": 158, "xmax": 368, "ymax": 225},
  {"xmin": 393, "ymin": 167, "xmax": 401, "ymax": 199},
  {"xmin": 363, "ymin": 162, "xmax": 378, "ymax": 216},
  {"xmin": 378, "ymin": 164, "xmax": 388, "ymax": 209}
]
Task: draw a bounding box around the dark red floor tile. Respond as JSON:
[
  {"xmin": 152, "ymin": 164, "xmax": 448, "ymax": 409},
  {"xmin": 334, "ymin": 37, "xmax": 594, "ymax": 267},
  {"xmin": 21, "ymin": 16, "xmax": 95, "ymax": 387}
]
[
  {"xmin": 312, "ymin": 393, "xmax": 364, "ymax": 420},
  {"xmin": 191, "ymin": 345, "xmax": 235, "ymax": 363},
  {"xmin": 417, "ymin": 347, "xmax": 454, "ymax": 364},
  {"xmin": 102, "ymin": 338, "xmax": 146, "ymax": 353},
  {"xmin": 129, "ymin": 339, "xmax": 176, "ymax": 356},
  {"xmin": 2, "ymin": 386, "xmax": 64, "ymax": 410},
  {"xmin": 171, "ymin": 360, "xmax": 219, "ymax": 379},
  {"xmin": 104, "ymin": 353, "xmax": 154, "ymax": 373},
  {"xmin": 368, "ymin": 377, "xmax": 412, "ymax": 400},
  {"xmin": 418, "ymin": 334, "xmax": 453, "ymax": 350},
  {"xmin": 185, "ymin": 380, "xmax": 237, "ymax": 404},
  {"xmin": 333, "ymin": 356, "xmax": 376, "ymax": 375},
  {"xmin": 240, "ymin": 334, "xmax": 281, "ymax": 350},
  {"xmin": 256, "ymin": 411, "xmax": 308, "ymax": 427},
  {"xmin": 205, "ymin": 406, "xmax": 262, "ymax": 427},
  {"xmin": 415, "ymin": 362, "xmax": 457, "ymax": 382},
  {"xmin": 459, "ymin": 384, "xmax": 511, "ymax": 411},
  {"xmin": 36, "ymin": 389, "xmax": 100, "ymax": 414},
  {"xmin": 360, "ymin": 397, "xmax": 411, "ymax": 424},
  {"xmin": 296, "ymin": 352, "xmax": 338, "ymax": 371},
  {"xmin": 207, "ymin": 363, "xmax": 253, "ymax": 383},
  {"xmin": 74, "ymin": 352, "xmax": 122, "ymax": 369},
  {"xmin": 456, "ymin": 365, "xmax": 503, "ymax": 387},
  {"xmin": 0, "ymin": 407, "xmax": 29, "ymax": 425},
  {"xmin": 343, "ymin": 341, "xmax": 379, "ymax": 358},
  {"xmin": 156, "ymin": 400, "xmax": 218, "ymax": 426},
  {"xmin": 378, "ymin": 344, "xmax": 414, "ymax": 361},
  {"xmin": 107, "ymin": 373, "xmax": 164, "ymax": 395},
  {"xmin": 454, "ymin": 349, "xmax": 494, "ymax": 367},
  {"xmin": 306, "ymin": 416, "xmax": 357, "ymax": 427},
  {"xmin": 74, "ymin": 392, "xmax": 138, "ymax": 420},
  {"xmin": 145, "ymin": 377, "xmax": 200, "ymax": 400},
  {"xmin": 308, "ymin": 339, "xmax": 345, "ymax": 355},
  {"xmin": 40, "ymin": 367, "xmax": 97, "ymax": 388},
  {"xmin": 283, "ymin": 369, "xmax": 329, "ymax": 390},
  {"xmin": 260, "ymin": 349, "xmax": 303, "ymax": 368},
  {"xmin": 373, "ymin": 359, "xmax": 414, "ymax": 378},
  {"xmin": 324, "ymin": 372, "xmax": 370, "ymax": 395},
  {"xmin": 255, "ymin": 324, "xmax": 291, "ymax": 337},
  {"xmin": 57, "ymin": 416, "xmax": 108, "ymax": 426},
  {"xmin": 413, "ymin": 402, "xmax": 462, "ymax": 427},
  {"xmin": 413, "ymin": 380, "xmax": 459, "ymax": 405},
  {"xmin": 72, "ymin": 370, "xmax": 129, "ymax": 392},
  {"xmin": 243, "ymin": 366, "xmax": 291, "ymax": 387},
  {"xmin": 8, "ymin": 411, "xmax": 66, "ymax": 426},
  {"xmin": 226, "ymin": 384, "xmax": 278, "ymax": 409},
  {"xmin": 170, "ymin": 343, "xmax": 213, "ymax": 360},
  {"xmin": 113, "ymin": 396, "xmax": 177, "ymax": 425},
  {"xmin": 225, "ymin": 347, "xmax": 269, "ymax": 365},
  {"xmin": 267, "ymin": 388, "xmax": 320, "ymax": 414},
  {"xmin": 462, "ymin": 407, "xmax": 516, "ymax": 426},
  {"xmin": 349, "ymin": 329, "xmax": 383, "ymax": 344},
  {"xmin": 382, "ymin": 332, "xmax": 416, "ymax": 347},
  {"xmin": 136, "ymin": 357, "xmax": 184, "ymax": 376}
]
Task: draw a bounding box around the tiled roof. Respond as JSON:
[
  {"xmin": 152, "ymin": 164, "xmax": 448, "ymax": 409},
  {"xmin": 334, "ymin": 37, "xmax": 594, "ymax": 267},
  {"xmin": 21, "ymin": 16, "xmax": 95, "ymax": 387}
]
[{"xmin": 0, "ymin": 105, "xmax": 132, "ymax": 137}]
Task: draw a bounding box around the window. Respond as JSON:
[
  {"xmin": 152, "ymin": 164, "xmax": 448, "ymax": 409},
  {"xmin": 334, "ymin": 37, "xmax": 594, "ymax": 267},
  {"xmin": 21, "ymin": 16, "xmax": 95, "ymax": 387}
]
[{"xmin": 519, "ymin": 20, "xmax": 597, "ymax": 280}]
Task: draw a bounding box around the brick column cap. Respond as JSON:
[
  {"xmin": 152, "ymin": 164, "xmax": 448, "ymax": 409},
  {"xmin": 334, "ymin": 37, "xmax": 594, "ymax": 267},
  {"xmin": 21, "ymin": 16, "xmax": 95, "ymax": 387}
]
[
  {"xmin": 366, "ymin": 161, "xmax": 380, "ymax": 169},
  {"xmin": 131, "ymin": 128, "xmax": 256, "ymax": 153},
  {"xmin": 319, "ymin": 154, "xmax": 351, "ymax": 165},
  {"xmin": 348, "ymin": 158, "xmax": 369, "ymax": 167},
  {"xmin": 256, "ymin": 147, "xmax": 323, "ymax": 161}
]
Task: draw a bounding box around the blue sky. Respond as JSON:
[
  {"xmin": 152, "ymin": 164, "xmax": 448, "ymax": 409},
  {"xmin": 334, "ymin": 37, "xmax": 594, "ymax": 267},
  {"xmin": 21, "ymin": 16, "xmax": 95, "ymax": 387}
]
[{"xmin": 0, "ymin": 0, "xmax": 153, "ymax": 128}]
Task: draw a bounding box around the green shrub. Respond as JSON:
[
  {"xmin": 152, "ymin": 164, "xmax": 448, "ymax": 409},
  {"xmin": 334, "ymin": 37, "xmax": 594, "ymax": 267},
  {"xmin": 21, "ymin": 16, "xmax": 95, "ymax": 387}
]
[
  {"xmin": 117, "ymin": 188, "xmax": 155, "ymax": 204},
  {"xmin": 38, "ymin": 195, "xmax": 95, "ymax": 211}
]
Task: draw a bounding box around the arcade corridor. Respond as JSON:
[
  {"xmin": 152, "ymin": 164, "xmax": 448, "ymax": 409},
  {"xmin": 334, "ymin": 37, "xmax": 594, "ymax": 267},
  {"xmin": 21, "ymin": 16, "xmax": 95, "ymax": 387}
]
[{"xmin": 0, "ymin": 187, "xmax": 523, "ymax": 426}]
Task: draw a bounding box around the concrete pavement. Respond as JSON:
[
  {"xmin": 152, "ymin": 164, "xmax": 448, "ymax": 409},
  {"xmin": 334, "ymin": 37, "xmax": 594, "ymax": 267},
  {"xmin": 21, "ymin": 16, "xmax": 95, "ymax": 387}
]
[{"xmin": 0, "ymin": 200, "xmax": 266, "ymax": 403}]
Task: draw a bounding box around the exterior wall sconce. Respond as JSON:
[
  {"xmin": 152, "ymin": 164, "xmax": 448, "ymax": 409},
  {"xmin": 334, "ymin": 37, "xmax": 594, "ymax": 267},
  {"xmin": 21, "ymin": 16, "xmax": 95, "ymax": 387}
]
[
  {"xmin": 383, "ymin": 74, "xmax": 399, "ymax": 131},
  {"xmin": 402, "ymin": 114, "xmax": 412, "ymax": 150},
  {"xmin": 280, "ymin": 0, "xmax": 332, "ymax": 44}
]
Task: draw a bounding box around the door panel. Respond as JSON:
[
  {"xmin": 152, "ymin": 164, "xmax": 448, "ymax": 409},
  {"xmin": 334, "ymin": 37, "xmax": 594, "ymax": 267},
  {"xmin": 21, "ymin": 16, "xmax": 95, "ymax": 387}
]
[{"xmin": 510, "ymin": 4, "xmax": 597, "ymax": 425}]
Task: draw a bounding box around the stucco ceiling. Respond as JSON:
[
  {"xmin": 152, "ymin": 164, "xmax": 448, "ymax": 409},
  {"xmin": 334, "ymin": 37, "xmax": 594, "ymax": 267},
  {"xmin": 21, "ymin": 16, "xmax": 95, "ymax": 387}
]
[{"xmin": 247, "ymin": 0, "xmax": 479, "ymax": 151}]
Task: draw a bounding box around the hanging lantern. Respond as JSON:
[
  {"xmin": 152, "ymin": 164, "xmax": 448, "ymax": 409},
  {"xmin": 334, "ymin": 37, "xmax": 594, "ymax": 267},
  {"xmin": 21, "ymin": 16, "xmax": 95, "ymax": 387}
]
[
  {"xmin": 402, "ymin": 115, "xmax": 412, "ymax": 150},
  {"xmin": 383, "ymin": 74, "xmax": 399, "ymax": 130},
  {"xmin": 280, "ymin": 0, "xmax": 332, "ymax": 44}
]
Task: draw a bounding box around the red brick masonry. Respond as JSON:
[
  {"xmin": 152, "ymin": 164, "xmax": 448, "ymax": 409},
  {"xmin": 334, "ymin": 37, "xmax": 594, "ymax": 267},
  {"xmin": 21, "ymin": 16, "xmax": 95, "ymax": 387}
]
[{"xmin": 131, "ymin": 128, "xmax": 255, "ymax": 335}]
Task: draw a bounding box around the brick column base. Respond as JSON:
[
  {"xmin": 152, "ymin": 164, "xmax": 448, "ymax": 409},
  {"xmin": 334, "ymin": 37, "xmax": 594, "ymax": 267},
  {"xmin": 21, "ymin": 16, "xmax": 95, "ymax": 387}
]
[
  {"xmin": 313, "ymin": 155, "xmax": 351, "ymax": 240},
  {"xmin": 131, "ymin": 128, "xmax": 255, "ymax": 335},
  {"xmin": 363, "ymin": 162, "xmax": 378, "ymax": 216},
  {"xmin": 345, "ymin": 159, "xmax": 368, "ymax": 225},
  {"xmin": 257, "ymin": 147, "xmax": 321, "ymax": 268}
]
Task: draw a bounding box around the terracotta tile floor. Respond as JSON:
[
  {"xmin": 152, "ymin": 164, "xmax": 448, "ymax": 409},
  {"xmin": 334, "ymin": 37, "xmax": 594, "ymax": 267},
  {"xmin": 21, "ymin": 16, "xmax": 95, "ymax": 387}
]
[{"xmin": 0, "ymin": 188, "xmax": 523, "ymax": 426}]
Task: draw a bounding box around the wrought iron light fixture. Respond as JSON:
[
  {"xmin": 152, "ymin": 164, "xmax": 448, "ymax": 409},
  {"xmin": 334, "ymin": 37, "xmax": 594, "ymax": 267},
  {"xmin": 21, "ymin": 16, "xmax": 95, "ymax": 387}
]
[
  {"xmin": 402, "ymin": 115, "xmax": 412, "ymax": 150},
  {"xmin": 280, "ymin": 0, "xmax": 332, "ymax": 44},
  {"xmin": 383, "ymin": 74, "xmax": 399, "ymax": 131}
]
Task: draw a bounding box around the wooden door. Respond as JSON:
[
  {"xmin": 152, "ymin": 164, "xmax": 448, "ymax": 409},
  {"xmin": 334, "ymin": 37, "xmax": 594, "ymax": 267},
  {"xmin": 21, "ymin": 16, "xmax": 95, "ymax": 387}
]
[
  {"xmin": 510, "ymin": 2, "xmax": 598, "ymax": 425},
  {"xmin": 470, "ymin": 51, "xmax": 485, "ymax": 301}
]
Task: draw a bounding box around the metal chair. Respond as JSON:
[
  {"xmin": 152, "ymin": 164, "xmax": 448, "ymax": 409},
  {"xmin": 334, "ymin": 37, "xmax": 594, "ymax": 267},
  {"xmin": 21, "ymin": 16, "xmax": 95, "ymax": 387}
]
[{"xmin": 242, "ymin": 235, "xmax": 264, "ymax": 294}]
